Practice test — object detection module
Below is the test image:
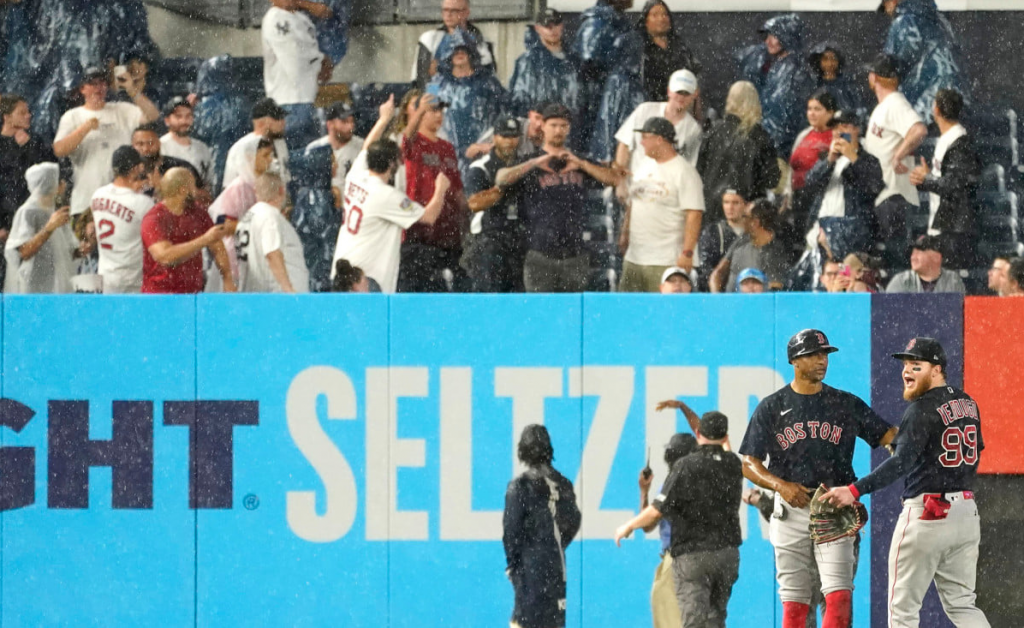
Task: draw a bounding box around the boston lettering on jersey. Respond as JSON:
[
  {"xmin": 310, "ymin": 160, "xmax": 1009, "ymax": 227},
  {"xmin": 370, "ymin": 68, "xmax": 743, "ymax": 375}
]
[{"xmin": 774, "ymin": 420, "xmax": 843, "ymax": 450}]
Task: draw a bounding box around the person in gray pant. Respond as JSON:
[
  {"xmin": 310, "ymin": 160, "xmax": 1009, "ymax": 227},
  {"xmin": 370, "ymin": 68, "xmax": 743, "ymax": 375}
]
[{"xmin": 615, "ymin": 412, "xmax": 743, "ymax": 628}]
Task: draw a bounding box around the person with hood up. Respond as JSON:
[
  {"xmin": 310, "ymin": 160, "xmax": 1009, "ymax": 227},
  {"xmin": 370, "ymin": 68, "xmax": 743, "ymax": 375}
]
[
  {"xmin": 736, "ymin": 13, "xmax": 815, "ymax": 159},
  {"xmin": 507, "ymin": 9, "xmax": 581, "ymax": 122},
  {"xmin": 590, "ymin": 30, "xmax": 648, "ymax": 164},
  {"xmin": 807, "ymin": 43, "xmax": 865, "ymax": 119},
  {"xmin": 572, "ymin": 0, "xmax": 634, "ymax": 156},
  {"xmin": 411, "ymin": 0, "xmax": 496, "ymax": 89},
  {"xmin": 428, "ymin": 27, "xmax": 508, "ymax": 175},
  {"xmin": 503, "ymin": 424, "xmax": 581, "ymax": 628},
  {"xmin": 4, "ymin": 162, "xmax": 76, "ymax": 294},
  {"xmin": 290, "ymin": 143, "xmax": 339, "ymax": 291},
  {"xmin": 637, "ymin": 0, "xmax": 701, "ymax": 104},
  {"xmin": 880, "ymin": 0, "xmax": 968, "ymax": 124}
]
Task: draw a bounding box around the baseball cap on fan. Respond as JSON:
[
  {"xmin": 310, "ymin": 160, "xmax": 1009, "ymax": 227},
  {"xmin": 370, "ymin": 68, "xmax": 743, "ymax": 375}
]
[
  {"xmin": 892, "ymin": 337, "xmax": 948, "ymax": 367},
  {"xmin": 493, "ymin": 114, "xmax": 522, "ymax": 137},
  {"xmin": 637, "ymin": 117, "xmax": 677, "ymax": 144},
  {"xmin": 535, "ymin": 7, "xmax": 563, "ymax": 27},
  {"xmin": 325, "ymin": 101, "xmax": 355, "ymax": 121},
  {"xmin": 251, "ymin": 98, "xmax": 286, "ymax": 120},
  {"xmin": 867, "ymin": 53, "xmax": 899, "ymax": 80},
  {"xmin": 668, "ymin": 69, "xmax": 698, "ymax": 95},
  {"xmin": 660, "ymin": 266, "xmax": 692, "ymax": 285}
]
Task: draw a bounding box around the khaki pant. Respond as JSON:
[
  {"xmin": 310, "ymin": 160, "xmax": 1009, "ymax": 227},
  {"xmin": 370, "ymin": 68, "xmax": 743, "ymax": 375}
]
[
  {"xmin": 652, "ymin": 553, "xmax": 682, "ymax": 628},
  {"xmin": 620, "ymin": 261, "xmax": 670, "ymax": 293}
]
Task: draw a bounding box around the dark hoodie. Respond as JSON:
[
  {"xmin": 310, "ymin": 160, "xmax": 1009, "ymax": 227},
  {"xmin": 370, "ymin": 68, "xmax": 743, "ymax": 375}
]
[
  {"xmin": 290, "ymin": 144, "xmax": 338, "ymax": 292},
  {"xmin": 807, "ymin": 42, "xmax": 866, "ymax": 119},
  {"xmin": 507, "ymin": 26, "xmax": 581, "ymax": 119},
  {"xmin": 638, "ymin": 0, "xmax": 700, "ymax": 102}
]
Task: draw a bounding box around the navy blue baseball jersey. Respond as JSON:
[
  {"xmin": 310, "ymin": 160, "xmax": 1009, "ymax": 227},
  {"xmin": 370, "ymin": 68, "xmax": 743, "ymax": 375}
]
[
  {"xmin": 738, "ymin": 384, "xmax": 892, "ymax": 487},
  {"xmin": 854, "ymin": 385, "xmax": 983, "ymax": 499}
]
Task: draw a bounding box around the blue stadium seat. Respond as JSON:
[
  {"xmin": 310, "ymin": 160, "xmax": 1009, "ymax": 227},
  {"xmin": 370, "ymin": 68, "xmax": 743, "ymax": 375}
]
[{"xmin": 979, "ymin": 163, "xmax": 1006, "ymax": 195}]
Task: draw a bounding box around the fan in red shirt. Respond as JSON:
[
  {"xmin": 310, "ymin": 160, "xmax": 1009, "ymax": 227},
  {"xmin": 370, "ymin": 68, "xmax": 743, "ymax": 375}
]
[
  {"xmin": 141, "ymin": 167, "xmax": 235, "ymax": 293},
  {"xmin": 789, "ymin": 90, "xmax": 837, "ymax": 230}
]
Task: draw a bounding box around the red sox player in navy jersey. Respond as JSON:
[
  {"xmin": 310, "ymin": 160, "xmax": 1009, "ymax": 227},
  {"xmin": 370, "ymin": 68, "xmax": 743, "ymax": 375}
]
[
  {"xmin": 739, "ymin": 329, "xmax": 898, "ymax": 628},
  {"xmin": 824, "ymin": 337, "xmax": 990, "ymax": 627}
]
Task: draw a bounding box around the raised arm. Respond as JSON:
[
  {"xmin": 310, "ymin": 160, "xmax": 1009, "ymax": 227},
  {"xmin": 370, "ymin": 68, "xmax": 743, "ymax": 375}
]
[{"xmin": 363, "ymin": 95, "xmax": 396, "ymax": 150}]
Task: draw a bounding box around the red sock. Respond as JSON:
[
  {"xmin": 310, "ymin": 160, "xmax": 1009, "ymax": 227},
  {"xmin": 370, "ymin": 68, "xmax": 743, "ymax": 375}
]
[
  {"xmin": 782, "ymin": 601, "xmax": 810, "ymax": 628},
  {"xmin": 822, "ymin": 590, "xmax": 852, "ymax": 628}
]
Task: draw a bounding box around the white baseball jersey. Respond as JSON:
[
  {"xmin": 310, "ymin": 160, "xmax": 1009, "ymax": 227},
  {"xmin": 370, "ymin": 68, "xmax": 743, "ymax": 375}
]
[
  {"xmin": 89, "ymin": 183, "xmax": 156, "ymax": 293},
  {"xmin": 160, "ymin": 134, "xmax": 215, "ymax": 190},
  {"xmin": 261, "ymin": 7, "xmax": 323, "ymax": 106},
  {"xmin": 332, "ymin": 151, "xmax": 426, "ymax": 293},
  {"xmin": 864, "ymin": 91, "xmax": 923, "ymax": 207},
  {"xmin": 615, "ymin": 102, "xmax": 703, "ymax": 174},
  {"xmin": 625, "ymin": 155, "xmax": 705, "ymax": 266},
  {"xmin": 306, "ymin": 135, "xmax": 364, "ymax": 192},
  {"xmin": 236, "ymin": 202, "xmax": 309, "ymax": 293}
]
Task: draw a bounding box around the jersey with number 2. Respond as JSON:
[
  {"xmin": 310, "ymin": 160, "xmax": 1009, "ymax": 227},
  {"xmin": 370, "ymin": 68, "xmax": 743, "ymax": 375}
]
[
  {"xmin": 90, "ymin": 183, "xmax": 156, "ymax": 293},
  {"xmin": 332, "ymin": 150, "xmax": 425, "ymax": 293}
]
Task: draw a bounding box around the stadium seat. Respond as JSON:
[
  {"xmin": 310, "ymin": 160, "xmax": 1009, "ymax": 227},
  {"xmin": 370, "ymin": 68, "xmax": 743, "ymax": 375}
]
[
  {"xmin": 349, "ymin": 83, "xmax": 413, "ymax": 137},
  {"xmin": 583, "ymin": 215, "xmax": 614, "ymax": 244},
  {"xmin": 979, "ymin": 163, "xmax": 1006, "ymax": 195}
]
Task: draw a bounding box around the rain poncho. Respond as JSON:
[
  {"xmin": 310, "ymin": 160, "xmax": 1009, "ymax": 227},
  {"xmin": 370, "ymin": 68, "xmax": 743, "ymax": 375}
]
[
  {"xmin": 3, "ymin": 163, "xmax": 76, "ymax": 294},
  {"xmin": 736, "ymin": 13, "xmax": 815, "ymax": 158},
  {"xmin": 507, "ymin": 26, "xmax": 581, "ymax": 119},
  {"xmin": 808, "ymin": 42, "xmax": 866, "ymax": 119},
  {"xmin": 572, "ymin": 0, "xmax": 632, "ymax": 157},
  {"xmin": 193, "ymin": 55, "xmax": 255, "ymax": 194},
  {"xmin": 590, "ymin": 31, "xmax": 647, "ymax": 164},
  {"xmin": 430, "ymin": 28, "xmax": 507, "ymax": 174},
  {"xmin": 884, "ymin": 0, "xmax": 968, "ymax": 123},
  {"xmin": 314, "ymin": 0, "xmax": 350, "ymax": 65},
  {"xmin": 290, "ymin": 144, "xmax": 339, "ymax": 292}
]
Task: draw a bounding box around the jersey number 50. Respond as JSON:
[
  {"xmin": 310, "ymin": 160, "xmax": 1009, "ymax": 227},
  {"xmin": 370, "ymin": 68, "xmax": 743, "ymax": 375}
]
[
  {"xmin": 346, "ymin": 207, "xmax": 363, "ymax": 235},
  {"xmin": 939, "ymin": 425, "xmax": 979, "ymax": 468}
]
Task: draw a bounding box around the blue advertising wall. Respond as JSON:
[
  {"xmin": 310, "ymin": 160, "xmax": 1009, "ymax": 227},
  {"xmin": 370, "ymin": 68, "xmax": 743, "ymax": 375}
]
[{"xmin": 0, "ymin": 294, "xmax": 878, "ymax": 627}]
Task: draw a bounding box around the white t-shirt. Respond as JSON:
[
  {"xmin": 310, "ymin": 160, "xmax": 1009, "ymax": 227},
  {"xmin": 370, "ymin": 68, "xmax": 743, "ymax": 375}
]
[
  {"xmin": 261, "ymin": 7, "xmax": 323, "ymax": 106},
  {"xmin": 160, "ymin": 134, "xmax": 215, "ymax": 190},
  {"xmin": 55, "ymin": 102, "xmax": 145, "ymax": 215},
  {"xmin": 306, "ymin": 135, "xmax": 364, "ymax": 192},
  {"xmin": 90, "ymin": 183, "xmax": 156, "ymax": 293},
  {"xmin": 928, "ymin": 123, "xmax": 968, "ymax": 235},
  {"xmin": 864, "ymin": 92, "xmax": 923, "ymax": 207},
  {"xmin": 615, "ymin": 102, "xmax": 702, "ymax": 177},
  {"xmin": 237, "ymin": 202, "xmax": 309, "ymax": 293},
  {"xmin": 625, "ymin": 155, "xmax": 705, "ymax": 266},
  {"xmin": 332, "ymin": 151, "xmax": 426, "ymax": 293},
  {"xmin": 223, "ymin": 132, "xmax": 290, "ymax": 188},
  {"xmin": 805, "ymin": 157, "xmax": 852, "ymax": 249}
]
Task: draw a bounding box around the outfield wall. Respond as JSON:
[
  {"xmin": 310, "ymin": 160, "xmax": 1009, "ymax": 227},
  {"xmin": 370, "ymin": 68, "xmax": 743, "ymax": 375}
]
[{"xmin": 0, "ymin": 294, "xmax": 1019, "ymax": 627}]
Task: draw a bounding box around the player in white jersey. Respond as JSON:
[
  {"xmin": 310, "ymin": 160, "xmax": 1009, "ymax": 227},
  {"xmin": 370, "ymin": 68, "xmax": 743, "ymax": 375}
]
[
  {"xmin": 89, "ymin": 146, "xmax": 155, "ymax": 293},
  {"xmin": 331, "ymin": 95, "xmax": 451, "ymax": 293},
  {"xmin": 237, "ymin": 172, "xmax": 309, "ymax": 293}
]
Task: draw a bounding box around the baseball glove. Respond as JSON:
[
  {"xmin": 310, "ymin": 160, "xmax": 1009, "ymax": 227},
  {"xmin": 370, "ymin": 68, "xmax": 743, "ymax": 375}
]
[{"xmin": 809, "ymin": 484, "xmax": 868, "ymax": 544}]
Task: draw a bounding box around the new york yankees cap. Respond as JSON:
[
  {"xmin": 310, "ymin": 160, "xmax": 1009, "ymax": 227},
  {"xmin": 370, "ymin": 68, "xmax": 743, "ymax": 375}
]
[{"xmin": 892, "ymin": 337, "xmax": 947, "ymax": 367}]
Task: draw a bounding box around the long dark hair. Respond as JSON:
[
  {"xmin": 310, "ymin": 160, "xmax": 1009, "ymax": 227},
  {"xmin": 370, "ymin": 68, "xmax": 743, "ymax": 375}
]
[{"xmin": 518, "ymin": 424, "xmax": 554, "ymax": 467}]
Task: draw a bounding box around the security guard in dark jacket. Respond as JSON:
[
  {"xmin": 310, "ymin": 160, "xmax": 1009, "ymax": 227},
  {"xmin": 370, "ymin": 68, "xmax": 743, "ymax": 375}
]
[
  {"xmin": 615, "ymin": 412, "xmax": 743, "ymax": 628},
  {"xmin": 504, "ymin": 425, "xmax": 582, "ymax": 628}
]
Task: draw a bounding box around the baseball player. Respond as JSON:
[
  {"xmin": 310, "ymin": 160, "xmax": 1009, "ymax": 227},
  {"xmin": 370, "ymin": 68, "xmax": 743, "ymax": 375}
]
[
  {"xmin": 739, "ymin": 329, "xmax": 898, "ymax": 628},
  {"xmin": 823, "ymin": 338, "xmax": 990, "ymax": 627}
]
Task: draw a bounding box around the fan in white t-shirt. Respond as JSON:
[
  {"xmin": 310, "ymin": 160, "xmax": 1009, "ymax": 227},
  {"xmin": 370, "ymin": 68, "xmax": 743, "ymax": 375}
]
[
  {"xmin": 331, "ymin": 95, "xmax": 452, "ymax": 293},
  {"xmin": 89, "ymin": 146, "xmax": 156, "ymax": 294},
  {"xmin": 305, "ymin": 101, "xmax": 363, "ymax": 194},
  {"xmin": 262, "ymin": 1, "xmax": 331, "ymax": 107},
  {"xmin": 237, "ymin": 172, "xmax": 310, "ymax": 293},
  {"xmin": 619, "ymin": 116, "xmax": 705, "ymax": 293},
  {"xmin": 160, "ymin": 96, "xmax": 215, "ymax": 191}
]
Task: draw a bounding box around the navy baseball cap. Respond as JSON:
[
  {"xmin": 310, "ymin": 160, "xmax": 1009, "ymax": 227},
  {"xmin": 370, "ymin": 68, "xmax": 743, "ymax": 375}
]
[
  {"xmin": 162, "ymin": 95, "xmax": 192, "ymax": 117},
  {"xmin": 699, "ymin": 412, "xmax": 729, "ymax": 440},
  {"xmin": 828, "ymin": 109, "xmax": 862, "ymax": 129},
  {"xmin": 535, "ymin": 8, "xmax": 563, "ymax": 27},
  {"xmin": 787, "ymin": 329, "xmax": 839, "ymax": 362},
  {"xmin": 493, "ymin": 114, "xmax": 522, "ymax": 137},
  {"xmin": 541, "ymin": 103, "xmax": 571, "ymax": 121},
  {"xmin": 868, "ymin": 54, "xmax": 899, "ymax": 80},
  {"xmin": 251, "ymin": 98, "xmax": 286, "ymax": 120},
  {"xmin": 325, "ymin": 101, "xmax": 355, "ymax": 121},
  {"xmin": 637, "ymin": 116, "xmax": 676, "ymax": 144},
  {"xmin": 892, "ymin": 337, "xmax": 947, "ymax": 367}
]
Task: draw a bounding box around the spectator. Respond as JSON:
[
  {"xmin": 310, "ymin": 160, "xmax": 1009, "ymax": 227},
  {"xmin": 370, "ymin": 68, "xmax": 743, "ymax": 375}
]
[
  {"xmin": 132, "ymin": 123, "xmax": 206, "ymax": 201},
  {"xmin": 71, "ymin": 209, "xmax": 102, "ymax": 294},
  {"xmin": 1003, "ymin": 257, "xmax": 1024, "ymax": 297},
  {"xmin": 306, "ymin": 101, "xmax": 363, "ymax": 192},
  {"xmin": 291, "ymin": 144, "xmax": 338, "ymax": 292},
  {"xmin": 817, "ymin": 259, "xmax": 843, "ymax": 293},
  {"xmin": 659, "ymin": 266, "xmax": 693, "ymax": 294},
  {"xmin": 111, "ymin": 49, "xmax": 162, "ymax": 109},
  {"xmin": 590, "ymin": 30, "xmax": 647, "ymax": 164},
  {"xmin": 698, "ymin": 187, "xmax": 748, "ymax": 291},
  {"xmin": 331, "ymin": 258, "xmax": 371, "ymax": 292},
  {"xmin": 846, "ymin": 252, "xmax": 882, "ymax": 292},
  {"xmin": 236, "ymin": 173, "xmax": 309, "ymax": 293},
  {"xmin": 53, "ymin": 66, "xmax": 158, "ymax": 216},
  {"xmin": 736, "ymin": 14, "xmax": 814, "ymax": 158},
  {"xmin": 471, "ymin": 101, "xmax": 547, "ymax": 162},
  {"xmin": 411, "ymin": 0, "xmax": 496, "ymax": 89},
  {"xmin": 503, "ymin": 424, "xmax": 581, "ymax": 628},
  {"xmin": 3, "ymin": 163, "xmax": 75, "ymax": 294},
  {"xmin": 1, "ymin": 94, "xmax": 55, "ymax": 243},
  {"xmin": 638, "ymin": 0, "xmax": 701, "ymax": 106},
  {"xmin": 261, "ymin": 0, "xmax": 334, "ymax": 152},
  {"xmin": 496, "ymin": 103, "xmax": 621, "ymax": 293},
  {"xmin": 507, "ymin": 10, "xmax": 580, "ymax": 124},
  {"xmin": 807, "ymin": 43, "xmax": 864, "ymax": 118},
  {"xmin": 462, "ymin": 115, "xmax": 528, "ymax": 292},
  {"xmin": 863, "ymin": 54, "xmax": 928, "ymax": 258},
  {"xmin": 141, "ymin": 168, "xmax": 235, "ymax": 294},
  {"xmin": 333, "ymin": 96, "xmax": 452, "ymax": 294},
  {"xmin": 400, "ymin": 93, "xmax": 469, "ymax": 292},
  {"xmin": 881, "ymin": 0, "xmax": 968, "ymax": 123},
  {"xmin": 709, "ymin": 199, "xmax": 789, "ymax": 293},
  {"xmin": 429, "ymin": 28, "xmax": 508, "ymax": 174},
  {"xmin": 89, "ymin": 146, "xmax": 156, "ymax": 294},
  {"xmin": 789, "ymin": 90, "xmax": 837, "ymax": 232},
  {"xmin": 909, "ymin": 89, "xmax": 979, "ymax": 269},
  {"xmin": 615, "ymin": 69, "xmax": 702, "ymax": 180},
  {"xmin": 385, "ymin": 88, "xmax": 424, "ymax": 194},
  {"xmin": 160, "ymin": 96, "xmax": 215, "ymax": 192},
  {"xmin": 223, "ymin": 99, "xmax": 291, "ymax": 190},
  {"xmin": 736, "ymin": 267, "xmax": 767, "ymax": 293},
  {"xmin": 619, "ymin": 117, "xmax": 704, "ymax": 291},
  {"xmin": 697, "ymin": 82, "xmax": 780, "ymax": 224},
  {"xmin": 572, "ymin": 0, "xmax": 634, "ymax": 153},
  {"xmin": 802, "ymin": 109, "xmax": 883, "ymax": 264},
  {"xmin": 192, "ymin": 56, "xmax": 254, "ymax": 194},
  {"xmin": 987, "ymin": 254, "xmax": 1012, "ymax": 296},
  {"xmin": 885, "ymin": 234, "xmax": 965, "ymax": 293}
]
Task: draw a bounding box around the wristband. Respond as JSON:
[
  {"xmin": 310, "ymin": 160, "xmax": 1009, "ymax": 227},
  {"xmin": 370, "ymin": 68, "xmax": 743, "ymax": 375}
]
[{"xmin": 847, "ymin": 483, "xmax": 861, "ymax": 500}]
